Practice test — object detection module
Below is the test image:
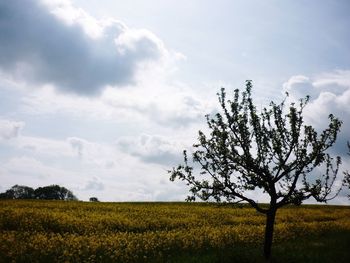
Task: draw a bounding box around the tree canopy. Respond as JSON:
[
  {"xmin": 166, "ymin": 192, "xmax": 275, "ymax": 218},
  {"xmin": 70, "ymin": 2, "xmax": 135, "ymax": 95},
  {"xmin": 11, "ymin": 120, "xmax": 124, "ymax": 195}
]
[
  {"xmin": 89, "ymin": 197, "xmax": 100, "ymax": 202},
  {"xmin": 34, "ymin": 185, "xmax": 77, "ymax": 201},
  {"xmin": 0, "ymin": 185, "xmax": 35, "ymax": 199},
  {"xmin": 0, "ymin": 184, "xmax": 77, "ymax": 201}
]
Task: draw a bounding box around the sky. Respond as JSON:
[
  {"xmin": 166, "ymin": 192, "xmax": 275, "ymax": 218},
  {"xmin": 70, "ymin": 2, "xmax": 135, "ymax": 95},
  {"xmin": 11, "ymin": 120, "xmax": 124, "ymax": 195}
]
[{"xmin": 0, "ymin": 0, "xmax": 349, "ymax": 203}]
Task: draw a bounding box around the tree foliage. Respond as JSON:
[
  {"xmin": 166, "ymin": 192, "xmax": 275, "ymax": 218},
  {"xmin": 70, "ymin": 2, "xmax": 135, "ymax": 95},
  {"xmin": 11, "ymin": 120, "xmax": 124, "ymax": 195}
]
[
  {"xmin": 34, "ymin": 185, "xmax": 77, "ymax": 201},
  {"xmin": 169, "ymin": 81, "xmax": 342, "ymax": 259},
  {"xmin": 0, "ymin": 185, "xmax": 35, "ymax": 199},
  {"xmin": 0, "ymin": 184, "xmax": 77, "ymax": 201},
  {"xmin": 89, "ymin": 197, "xmax": 100, "ymax": 202}
]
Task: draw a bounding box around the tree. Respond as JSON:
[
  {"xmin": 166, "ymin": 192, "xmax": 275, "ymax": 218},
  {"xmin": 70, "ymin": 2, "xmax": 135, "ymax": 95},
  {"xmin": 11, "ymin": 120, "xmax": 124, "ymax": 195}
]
[
  {"xmin": 89, "ymin": 197, "xmax": 99, "ymax": 202},
  {"xmin": 0, "ymin": 185, "xmax": 35, "ymax": 199},
  {"xmin": 169, "ymin": 81, "xmax": 342, "ymax": 260},
  {"xmin": 34, "ymin": 185, "xmax": 77, "ymax": 201},
  {"xmin": 0, "ymin": 184, "xmax": 78, "ymax": 201}
]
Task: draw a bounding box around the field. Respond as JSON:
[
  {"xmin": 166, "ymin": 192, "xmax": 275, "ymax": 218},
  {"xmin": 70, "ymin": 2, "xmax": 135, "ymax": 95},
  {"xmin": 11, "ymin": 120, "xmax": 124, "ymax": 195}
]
[{"xmin": 0, "ymin": 200, "xmax": 350, "ymax": 263}]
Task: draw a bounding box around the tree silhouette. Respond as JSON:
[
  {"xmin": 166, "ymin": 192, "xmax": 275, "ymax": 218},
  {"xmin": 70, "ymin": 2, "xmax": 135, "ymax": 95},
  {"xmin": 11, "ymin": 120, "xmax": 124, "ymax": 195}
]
[
  {"xmin": 89, "ymin": 197, "xmax": 99, "ymax": 202},
  {"xmin": 0, "ymin": 185, "xmax": 35, "ymax": 199},
  {"xmin": 0, "ymin": 184, "xmax": 78, "ymax": 201},
  {"xmin": 34, "ymin": 185, "xmax": 77, "ymax": 200},
  {"xmin": 169, "ymin": 81, "xmax": 342, "ymax": 260}
]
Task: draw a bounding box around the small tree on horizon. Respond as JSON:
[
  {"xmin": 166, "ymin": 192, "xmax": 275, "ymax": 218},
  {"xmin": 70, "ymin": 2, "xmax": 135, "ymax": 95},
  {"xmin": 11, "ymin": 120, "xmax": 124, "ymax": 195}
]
[
  {"xmin": 89, "ymin": 197, "xmax": 100, "ymax": 202},
  {"xmin": 169, "ymin": 81, "xmax": 342, "ymax": 260}
]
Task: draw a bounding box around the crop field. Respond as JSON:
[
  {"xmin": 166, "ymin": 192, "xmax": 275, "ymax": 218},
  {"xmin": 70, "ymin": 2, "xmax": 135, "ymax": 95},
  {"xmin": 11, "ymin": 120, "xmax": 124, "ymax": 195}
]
[{"xmin": 0, "ymin": 200, "xmax": 350, "ymax": 263}]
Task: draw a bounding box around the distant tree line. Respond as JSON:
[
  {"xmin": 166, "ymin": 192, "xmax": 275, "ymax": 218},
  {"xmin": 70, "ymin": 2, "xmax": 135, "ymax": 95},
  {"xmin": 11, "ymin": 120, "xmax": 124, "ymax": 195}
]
[{"xmin": 0, "ymin": 184, "xmax": 78, "ymax": 201}]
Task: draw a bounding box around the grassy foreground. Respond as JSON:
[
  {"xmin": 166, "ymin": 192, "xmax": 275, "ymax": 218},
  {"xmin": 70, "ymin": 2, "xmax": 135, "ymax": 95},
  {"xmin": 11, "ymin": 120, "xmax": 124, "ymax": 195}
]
[{"xmin": 0, "ymin": 200, "xmax": 349, "ymax": 262}]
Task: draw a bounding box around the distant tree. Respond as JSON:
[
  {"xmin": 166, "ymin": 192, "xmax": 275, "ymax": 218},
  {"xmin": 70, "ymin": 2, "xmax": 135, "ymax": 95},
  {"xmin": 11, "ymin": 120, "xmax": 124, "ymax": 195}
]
[
  {"xmin": 89, "ymin": 197, "xmax": 99, "ymax": 202},
  {"xmin": 34, "ymin": 185, "xmax": 77, "ymax": 201},
  {"xmin": 169, "ymin": 81, "xmax": 342, "ymax": 260},
  {"xmin": 0, "ymin": 185, "xmax": 35, "ymax": 199},
  {"xmin": 0, "ymin": 184, "xmax": 77, "ymax": 201}
]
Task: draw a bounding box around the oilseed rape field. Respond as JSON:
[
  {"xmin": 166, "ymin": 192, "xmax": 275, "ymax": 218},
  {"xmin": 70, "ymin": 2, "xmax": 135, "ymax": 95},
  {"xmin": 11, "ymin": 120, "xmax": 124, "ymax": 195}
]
[{"xmin": 0, "ymin": 200, "xmax": 350, "ymax": 262}]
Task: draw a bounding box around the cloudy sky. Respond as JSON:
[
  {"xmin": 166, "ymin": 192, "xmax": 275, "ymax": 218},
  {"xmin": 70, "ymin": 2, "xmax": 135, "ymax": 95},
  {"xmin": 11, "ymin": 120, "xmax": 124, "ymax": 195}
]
[{"xmin": 0, "ymin": 0, "xmax": 349, "ymax": 203}]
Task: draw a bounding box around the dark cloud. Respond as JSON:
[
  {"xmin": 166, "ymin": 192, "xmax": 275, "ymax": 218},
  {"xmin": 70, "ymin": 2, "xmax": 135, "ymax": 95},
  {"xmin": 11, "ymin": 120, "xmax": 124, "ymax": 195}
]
[{"xmin": 0, "ymin": 0, "xmax": 164, "ymax": 96}]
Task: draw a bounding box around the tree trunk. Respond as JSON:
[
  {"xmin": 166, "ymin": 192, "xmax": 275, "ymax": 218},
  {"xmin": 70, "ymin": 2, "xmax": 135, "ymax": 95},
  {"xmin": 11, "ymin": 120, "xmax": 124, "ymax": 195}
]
[{"xmin": 263, "ymin": 207, "xmax": 277, "ymax": 261}]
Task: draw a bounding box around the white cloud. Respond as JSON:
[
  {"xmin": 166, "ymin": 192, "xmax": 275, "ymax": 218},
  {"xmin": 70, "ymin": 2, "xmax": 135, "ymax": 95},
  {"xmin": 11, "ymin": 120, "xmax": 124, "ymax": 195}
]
[
  {"xmin": 16, "ymin": 135, "xmax": 121, "ymax": 170},
  {"xmin": 283, "ymin": 70, "xmax": 350, "ymax": 156},
  {"xmin": 19, "ymin": 85, "xmax": 116, "ymax": 119},
  {"xmin": 42, "ymin": 0, "xmax": 109, "ymax": 39},
  {"xmin": 313, "ymin": 70, "xmax": 350, "ymax": 91},
  {"xmin": 283, "ymin": 70, "xmax": 350, "ymax": 101},
  {"xmin": 116, "ymin": 134, "xmax": 184, "ymax": 166},
  {"xmin": 283, "ymin": 75, "xmax": 318, "ymax": 100},
  {"xmin": 0, "ymin": 0, "xmax": 175, "ymax": 96},
  {"xmin": 101, "ymin": 84, "xmax": 216, "ymax": 128},
  {"xmin": 0, "ymin": 133, "xmax": 187, "ymax": 201},
  {"xmin": 1, "ymin": 156, "xmax": 79, "ymax": 186},
  {"xmin": 67, "ymin": 137, "xmax": 86, "ymax": 157},
  {"xmin": 0, "ymin": 119, "xmax": 25, "ymax": 140},
  {"xmin": 16, "ymin": 136, "xmax": 75, "ymax": 158},
  {"xmin": 18, "ymin": 78, "xmax": 214, "ymax": 129},
  {"xmin": 84, "ymin": 176, "xmax": 105, "ymax": 191}
]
